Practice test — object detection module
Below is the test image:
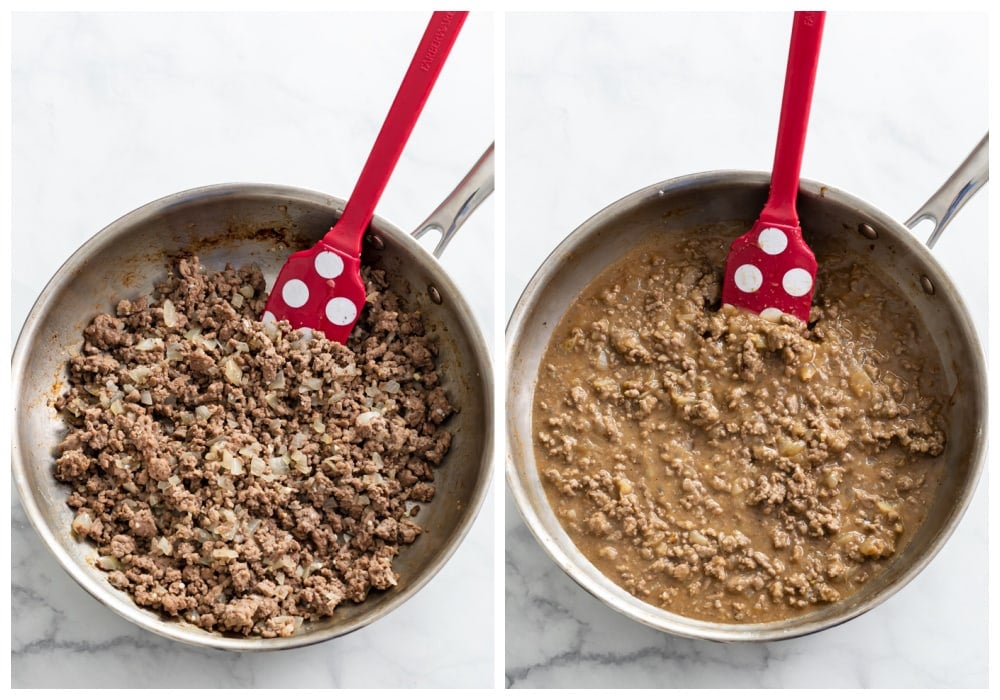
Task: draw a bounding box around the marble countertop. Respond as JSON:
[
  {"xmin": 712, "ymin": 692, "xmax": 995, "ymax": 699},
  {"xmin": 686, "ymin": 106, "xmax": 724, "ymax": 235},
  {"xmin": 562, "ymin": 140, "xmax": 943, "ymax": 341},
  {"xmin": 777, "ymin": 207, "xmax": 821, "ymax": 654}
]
[
  {"xmin": 505, "ymin": 12, "xmax": 987, "ymax": 688},
  {"xmin": 12, "ymin": 12, "xmax": 494, "ymax": 688}
]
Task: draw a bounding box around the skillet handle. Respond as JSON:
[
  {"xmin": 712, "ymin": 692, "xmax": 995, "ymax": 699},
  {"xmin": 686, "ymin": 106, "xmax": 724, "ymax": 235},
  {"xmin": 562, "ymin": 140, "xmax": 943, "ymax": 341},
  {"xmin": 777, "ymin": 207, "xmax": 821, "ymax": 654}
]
[
  {"xmin": 905, "ymin": 133, "xmax": 988, "ymax": 249},
  {"xmin": 411, "ymin": 143, "xmax": 495, "ymax": 258}
]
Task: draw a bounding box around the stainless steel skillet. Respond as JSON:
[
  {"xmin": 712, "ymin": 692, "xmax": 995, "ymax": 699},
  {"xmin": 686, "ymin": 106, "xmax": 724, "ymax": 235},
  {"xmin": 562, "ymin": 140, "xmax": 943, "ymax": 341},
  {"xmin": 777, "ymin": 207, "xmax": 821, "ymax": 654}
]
[
  {"xmin": 13, "ymin": 145, "xmax": 494, "ymax": 651},
  {"xmin": 506, "ymin": 137, "xmax": 987, "ymax": 642}
]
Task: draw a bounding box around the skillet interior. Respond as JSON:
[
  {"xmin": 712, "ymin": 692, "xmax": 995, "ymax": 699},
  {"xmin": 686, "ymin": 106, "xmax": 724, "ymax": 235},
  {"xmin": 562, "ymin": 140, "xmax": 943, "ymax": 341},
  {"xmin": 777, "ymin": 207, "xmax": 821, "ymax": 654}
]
[{"xmin": 505, "ymin": 171, "xmax": 986, "ymax": 641}]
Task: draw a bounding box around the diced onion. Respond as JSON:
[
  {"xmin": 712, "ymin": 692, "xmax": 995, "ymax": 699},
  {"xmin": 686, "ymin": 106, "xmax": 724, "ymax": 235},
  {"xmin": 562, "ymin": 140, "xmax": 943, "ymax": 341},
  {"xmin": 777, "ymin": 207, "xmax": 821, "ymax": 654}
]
[
  {"xmin": 304, "ymin": 560, "xmax": 325, "ymax": 576},
  {"xmin": 596, "ymin": 348, "xmax": 610, "ymax": 370},
  {"xmin": 216, "ymin": 510, "xmax": 238, "ymax": 540},
  {"xmin": 135, "ymin": 337, "xmax": 163, "ymax": 351},
  {"xmin": 166, "ymin": 343, "xmax": 185, "ymax": 362},
  {"xmin": 222, "ymin": 356, "xmax": 243, "ymax": 385},
  {"xmin": 249, "ymin": 457, "xmax": 267, "ymax": 476},
  {"xmin": 357, "ymin": 411, "xmax": 380, "ymax": 427},
  {"xmin": 197, "ymin": 336, "xmax": 219, "ymax": 351},
  {"xmin": 98, "ymin": 555, "xmax": 122, "ymax": 570},
  {"xmin": 262, "ymin": 315, "xmax": 279, "ymax": 340},
  {"xmin": 689, "ymin": 530, "xmax": 709, "ymax": 546},
  {"xmin": 211, "ymin": 548, "xmax": 239, "ymax": 560},
  {"xmin": 382, "ymin": 380, "xmax": 400, "ymax": 394},
  {"xmin": 269, "ymin": 457, "xmax": 290, "ymax": 475},
  {"xmin": 71, "ymin": 511, "xmax": 92, "ymax": 535},
  {"xmin": 231, "ymin": 292, "xmax": 245, "ymax": 309},
  {"xmin": 268, "ymin": 370, "xmax": 286, "ymax": 390},
  {"xmin": 162, "ymin": 299, "xmax": 177, "ymax": 327},
  {"xmin": 195, "ymin": 405, "xmax": 211, "ymax": 421},
  {"xmin": 155, "ymin": 537, "xmax": 174, "ymax": 556},
  {"xmin": 290, "ymin": 451, "xmax": 310, "ymax": 474},
  {"xmin": 221, "ymin": 449, "xmax": 244, "ymax": 475}
]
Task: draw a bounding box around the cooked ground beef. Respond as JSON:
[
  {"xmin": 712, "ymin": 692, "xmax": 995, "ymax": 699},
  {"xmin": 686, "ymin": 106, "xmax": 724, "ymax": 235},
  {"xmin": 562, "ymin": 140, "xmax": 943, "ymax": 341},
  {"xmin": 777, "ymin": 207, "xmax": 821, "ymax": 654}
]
[
  {"xmin": 53, "ymin": 256, "xmax": 454, "ymax": 637},
  {"xmin": 533, "ymin": 232, "xmax": 948, "ymax": 623}
]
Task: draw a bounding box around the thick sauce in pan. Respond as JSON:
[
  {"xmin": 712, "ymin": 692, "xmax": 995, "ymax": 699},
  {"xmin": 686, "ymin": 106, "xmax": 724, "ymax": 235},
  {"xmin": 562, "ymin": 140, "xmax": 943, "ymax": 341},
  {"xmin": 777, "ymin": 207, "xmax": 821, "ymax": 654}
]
[{"xmin": 532, "ymin": 230, "xmax": 948, "ymax": 623}]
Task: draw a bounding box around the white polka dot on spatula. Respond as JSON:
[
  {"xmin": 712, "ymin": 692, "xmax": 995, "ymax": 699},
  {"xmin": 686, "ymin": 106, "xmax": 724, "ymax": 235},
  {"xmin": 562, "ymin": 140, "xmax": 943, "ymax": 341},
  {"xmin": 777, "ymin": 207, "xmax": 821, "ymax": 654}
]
[
  {"xmin": 734, "ymin": 264, "xmax": 763, "ymax": 293},
  {"xmin": 760, "ymin": 307, "xmax": 783, "ymax": 322},
  {"xmin": 758, "ymin": 228, "xmax": 788, "ymax": 255},
  {"xmin": 262, "ymin": 311, "xmax": 277, "ymax": 325},
  {"xmin": 782, "ymin": 268, "xmax": 813, "ymax": 297},
  {"xmin": 282, "ymin": 279, "xmax": 309, "ymax": 308},
  {"xmin": 314, "ymin": 251, "xmax": 345, "ymax": 279},
  {"xmin": 326, "ymin": 297, "xmax": 358, "ymax": 326}
]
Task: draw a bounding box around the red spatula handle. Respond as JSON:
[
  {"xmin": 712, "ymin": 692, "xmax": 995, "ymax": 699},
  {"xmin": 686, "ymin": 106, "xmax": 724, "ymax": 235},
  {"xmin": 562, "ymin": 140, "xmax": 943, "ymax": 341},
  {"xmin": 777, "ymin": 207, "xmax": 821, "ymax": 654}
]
[
  {"xmin": 760, "ymin": 11, "xmax": 825, "ymax": 226},
  {"xmin": 325, "ymin": 10, "xmax": 468, "ymax": 251}
]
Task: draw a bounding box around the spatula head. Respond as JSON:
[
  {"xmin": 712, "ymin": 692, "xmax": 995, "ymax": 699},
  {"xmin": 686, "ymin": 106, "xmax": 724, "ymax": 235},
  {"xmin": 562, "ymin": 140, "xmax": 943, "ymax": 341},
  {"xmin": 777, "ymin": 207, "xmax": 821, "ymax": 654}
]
[
  {"xmin": 262, "ymin": 240, "xmax": 367, "ymax": 344},
  {"xmin": 721, "ymin": 220, "xmax": 817, "ymax": 323}
]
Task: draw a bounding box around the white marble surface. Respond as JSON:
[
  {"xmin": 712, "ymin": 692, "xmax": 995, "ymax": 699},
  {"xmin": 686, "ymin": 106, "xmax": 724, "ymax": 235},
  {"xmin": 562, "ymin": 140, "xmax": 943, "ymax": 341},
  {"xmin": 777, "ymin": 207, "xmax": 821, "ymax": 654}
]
[
  {"xmin": 505, "ymin": 12, "xmax": 987, "ymax": 688},
  {"xmin": 11, "ymin": 12, "xmax": 494, "ymax": 688}
]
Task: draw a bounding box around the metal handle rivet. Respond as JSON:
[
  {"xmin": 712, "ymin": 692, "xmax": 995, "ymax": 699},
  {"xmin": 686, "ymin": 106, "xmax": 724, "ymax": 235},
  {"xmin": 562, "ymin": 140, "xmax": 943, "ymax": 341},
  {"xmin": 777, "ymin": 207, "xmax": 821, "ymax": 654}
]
[
  {"xmin": 859, "ymin": 223, "xmax": 878, "ymax": 240},
  {"xmin": 428, "ymin": 285, "xmax": 442, "ymax": 304},
  {"xmin": 920, "ymin": 275, "xmax": 935, "ymax": 295}
]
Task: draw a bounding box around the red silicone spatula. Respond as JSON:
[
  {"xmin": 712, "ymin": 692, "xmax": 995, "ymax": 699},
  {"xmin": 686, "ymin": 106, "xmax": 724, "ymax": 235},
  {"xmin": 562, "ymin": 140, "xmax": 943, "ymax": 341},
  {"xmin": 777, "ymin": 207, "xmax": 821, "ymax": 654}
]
[
  {"xmin": 263, "ymin": 11, "xmax": 467, "ymax": 343},
  {"xmin": 721, "ymin": 11, "xmax": 825, "ymax": 323}
]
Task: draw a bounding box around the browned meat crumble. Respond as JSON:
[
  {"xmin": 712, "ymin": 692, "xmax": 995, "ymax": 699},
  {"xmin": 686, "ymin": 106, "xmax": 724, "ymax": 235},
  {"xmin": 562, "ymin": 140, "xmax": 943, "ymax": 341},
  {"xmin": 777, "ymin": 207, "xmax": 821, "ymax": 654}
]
[{"xmin": 53, "ymin": 256, "xmax": 454, "ymax": 637}]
